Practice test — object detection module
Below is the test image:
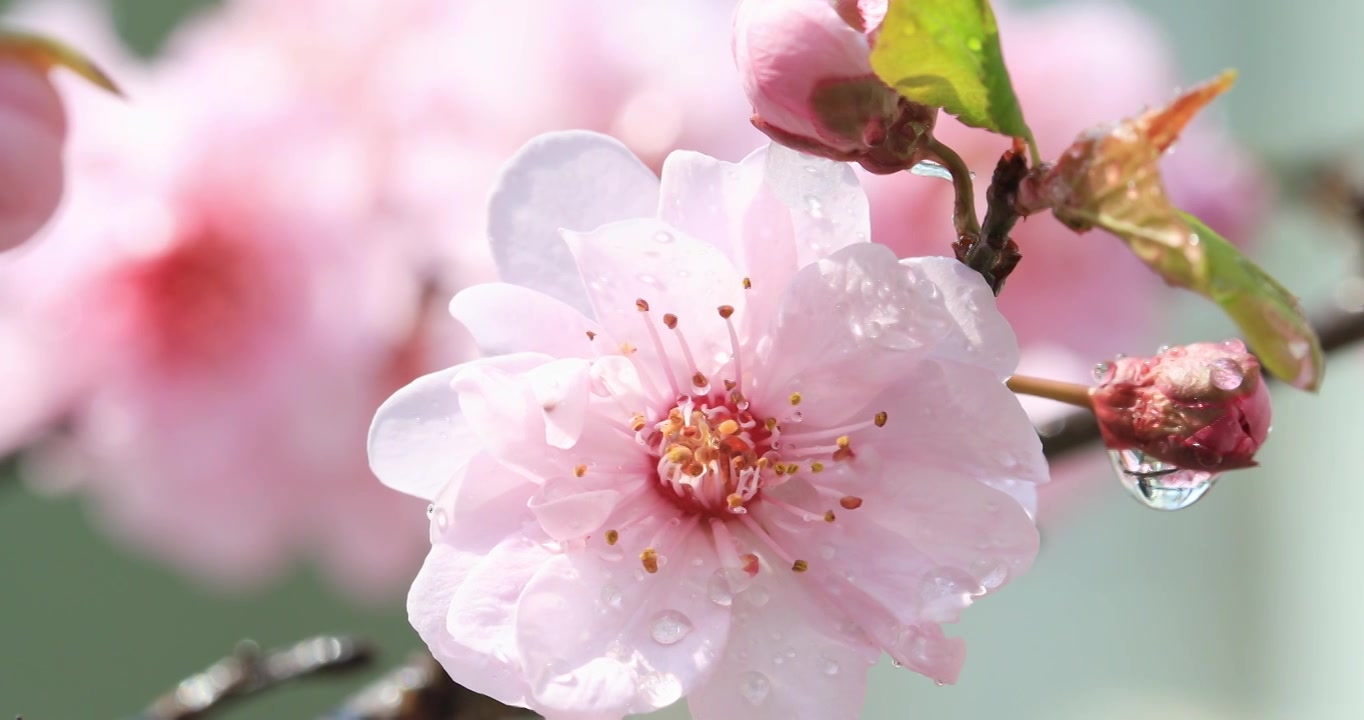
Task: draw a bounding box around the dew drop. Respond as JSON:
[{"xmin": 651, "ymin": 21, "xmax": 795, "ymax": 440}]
[
  {"xmin": 804, "ymin": 194, "xmax": 825, "ymax": 219},
  {"xmin": 706, "ymin": 570, "xmax": 734, "ymax": 606},
  {"xmin": 909, "ymin": 160, "xmax": 954, "ymax": 182},
  {"xmin": 1109, "ymin": 448, "xmax": 1217, "ymax": 511},
  {"xmin": 1288, "ymin": 339, "xmax": 1311, "ymax": 360},
  {"xmin": 1156, "ymin": 344, "xmax": 1171, "ymax": 354},
  {"xmin": 649, "ymin": 610, "xmax": 693, "ymax": 645},
  {"xmin": 600, "ymin": 584, "xmax": 624, "ymax": 610},
  {"xmin": 789, "ymin": 411, "xmax": 804, "ymax": 423},
  {"xmin": 1092, "ymin": 360, "xmax": 1115, "ymax": 384},
  {"xmin": 739, "ymin": 671, "xmax": 771, "ymax": 706},
  {"xmin": 425, "ymin": 503, "xmax": 435, "ymax": 518},
  {"xmin": 1209, "ymin": 357, "xmax": 1245, "ymax": 391},
  {"xmin": 819, "ymin": 543, "xmax": 836, "ymax": 560},
  {"xmin": 637, "ymin": 273, "xmax": 662, "ymax": 289},
  {"xmin": 821, "ymin": 656, "xmax": 841, "ymax": 676},
  {"xmin": 966, "ymin": 36, "xmax": 983, "ymax": 52},
  {"xmin": 653, "ymin": 230, "xmax": 675, "ymax": 244},
  {"xmin": 432, "ymin": 508, "xmax": 450, "ymax": 531},
  {"xmin": 746, "ymin": 585, "xmax": 770, "ymax": 607}
]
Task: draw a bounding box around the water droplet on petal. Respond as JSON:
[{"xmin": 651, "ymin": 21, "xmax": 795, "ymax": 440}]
[
  {"xmin": 706, "ymin": 570, "xmax": 734, "ymax": 606},
  {"xmin": 653, "ymin": 231, "xmax": 674, "ymax": 244},
  {"xmin": 1156, "ymin": 344, "xmax": 1171, "ymax": 354},
  {"xmin": 433, "ymin": 508, "xmax": 450, "ymax": 531},
  {"xmin": 1109, "ymin": 448, "xmax": 1217, "ymax": 511},
  {"xmin": 804, "ymin": 194, "xmax": 825, "ymax": 219},
  {"xmin": 1209, "ymin": 357, "xmax": 1245, "ymax": 390},
  {"xmin": 821, "ymin": 656, "xmax": 840, "ymax": 676},
  {"xmin": 637, "ymin": 273, "xmax": 662, "ymax": 289},
  {"xmin": 1092, "ymin": 361, "xmax": 1115, "ymax": 384},
  {"xmin": 649, "ymin": 610, "xmax": 693, "ymax": 645},
  {"xmin": 819, "ymin": 544, "xmax": 836, "ymax": 560},
  {"xmin": 425, "ymin": 504, "xmax": 435, "ymax": 518},
  {"xmin": 746, "ymin": 585, "xmax": 770, "ymax": 607},
  {"xmin": 600, "ymin": 584, "xmax": 624, "ymax": 610},
  {"xmin": 739, "ymin": 671, "xmax": 771, "ymax": 706}
]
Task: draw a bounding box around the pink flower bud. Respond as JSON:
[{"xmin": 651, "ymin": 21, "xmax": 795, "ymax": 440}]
[
  {"xmin": 734, "ymin": 0, "xmax": 934, "ymax": 172},
  {"xmin": 0, "ymin": 59, "xmax": 66, "ymax": 251},
  {"xmin": 1090, "ymin": 340, "xmax": 1272, "ymax": 472}
]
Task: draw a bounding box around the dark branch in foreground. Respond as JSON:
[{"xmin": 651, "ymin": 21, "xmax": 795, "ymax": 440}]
[
  {"xmin": 138, "ymin": 636, "xmax": 373, "ymax": 720},
  {"xmin": 1038, "ymin": 308, "xmax": 1364, "ymax": 458}
]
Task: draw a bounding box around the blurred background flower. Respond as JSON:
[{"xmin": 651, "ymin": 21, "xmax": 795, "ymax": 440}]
[{"xmin": 0, "ymin": 0, "xmax": 1357, "ymax": 718}]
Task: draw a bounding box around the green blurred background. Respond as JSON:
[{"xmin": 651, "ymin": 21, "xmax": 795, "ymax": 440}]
[{"xmin": 3, "ymin": 0, "xmax": 1362, "ymax": 718}]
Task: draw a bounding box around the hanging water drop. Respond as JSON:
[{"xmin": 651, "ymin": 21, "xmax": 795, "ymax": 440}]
[
  {"xmin": 1209, "ymin": 357, "xmax": 1245, "ymax": 390},
  {"xmin": 1092, "ymin": 360, "xmax": 1116, "ymax": 384},
  {"xmin": 909, "ymin": 160, "xmax": 955, "ymax": 182},
  {"xmin": 1109, "ymin": 448, "xmax": 1217, "ymax": 511},
  {"xmin": 649, "ymin": 610, "xmax": 694, "ymax": 645},
  {"xmin": 739, "ymin": 671, "xmax": 771, "ymax": 706}
]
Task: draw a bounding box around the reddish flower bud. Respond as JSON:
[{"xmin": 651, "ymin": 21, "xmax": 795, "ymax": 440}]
[
  {"xmin": 733, "ymin": 0, "xmax": 935, "ymax": 173},
  {"xmin": 1090, "ymin": 340, "xmax": 1271, "ymax": 472}
]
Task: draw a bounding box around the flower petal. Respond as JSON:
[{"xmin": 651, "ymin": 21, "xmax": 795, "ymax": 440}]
[
  {"xmin": 752, "ymin": 242, "xmax": 948, "ymax": 425},
  {"xmin": 528, "ymin": 476, "xmax": 622, "ymax": 542},
  {"xmin": 564, "ymin": 219, "xmax": 746, "ymax": 385},
  {"xmin": 446, "ymin": 534, "xmax": 553, "ymax": 669},
  {"xmin": 368, "ymin": 366, "xmax": 477, "ymax": 500},
  {"xmin": 901, "ymin": 256, "xmax": 1020, "ymax": 377},
  {"xmin": 760, "ymin": 144, "xmax": 870, "ymax": 268},
  {"xmin": 687, "ymin": 547, "xmax": 876, "ymax": 720},
  {"xmin": 526, "ymin": 358, "xmax": 592, "ymax": 450},
  {"xmin": 515, "ymin": 517, "xmax": 730, "ymax": 717},
  {"xmin": 488, "ymin": 131, "xmax": 661, "ymax": 317},
  {"xmin": 409, "ymin": 542, "xmax": 532, "ymax": 708},
  {"xmin": 874, "ymin": 359, "xmax": 1049, "ymax": 512},
  {"xmin": 450, "ymin": 282, "xmax": 605, "ymax": 358}
]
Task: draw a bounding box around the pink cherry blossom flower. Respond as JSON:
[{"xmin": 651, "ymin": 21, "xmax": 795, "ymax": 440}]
[
  {"xmin": 371, "ymin": 132, "xmax": 1048, "ymax": 718},
  {"xmin": 1091, "ymin": 340, "xmax": 1271, "ymax": 472},
  {"xmin": 0, "ymin": 56, "xmax": 66, "ymax": 251}
]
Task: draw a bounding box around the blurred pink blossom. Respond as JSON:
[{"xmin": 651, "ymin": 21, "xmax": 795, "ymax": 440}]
[
  {"xmin": 371, "ymin": 131, "xmax": 1046, "ymax": 717},
  {"xmin": 0, "ymin": 0, "xmax": 760, "ymax": 597},
  {"xmin": 0, "ymin": 57, "xmax": 66, "ymax": 251}
]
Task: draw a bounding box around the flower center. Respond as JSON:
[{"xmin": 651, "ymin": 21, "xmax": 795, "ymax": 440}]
[{"xmin": 649, "ymin": 394, "xmax": 771, "ymax": 516}]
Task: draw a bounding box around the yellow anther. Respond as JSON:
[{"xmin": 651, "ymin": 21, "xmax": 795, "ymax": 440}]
[
  {"xmin": 665, "ymin": 446, "xmax": 693, "ymax": 464},
  {"xmin": 823, "ymin": 510, "xmax": 836, "ymax": 522},
  {"xmin": 810, "ymin": 462, "xmax": 825, "ymax": 473},
  {"xmin": 836, "ymin": 435, "xmax": 851, "ymax": 449},
  {"xmin": 774, "ymin": 464, "xmax": 787, "ymax": 477},
  {"xmin": 727, "ymin": 493, "xmax": 745, "ymax": 509},
  {"xmin": 640, "ymin": 548, "xmax": 660, "ymax": 574},
  {"xmin": 742, "ymin": 277, "xmax": 752, "ymax": 289},
  {"xmin": 717, "ymin": 419, "xmax": 740, "ymax": 437},
  {"xmin": 605, "ymin": 529, "xmax": 619, "ymax": 546},
  {"xmin": 840, "ymin": 496, "xmax": 864, "ymax": 510},
  {"xmin": 573, "ymin": 464, "xmax": 587, "ymax": 478},
  {"xmin": 874, "ymin": 411, "xmax": 888, "ymax": 427},
  {"xmin": 784, "ymin": 463, "xmax": 800, "ymax": 475},
  {"xmin": 792, "ymin": 559, "xmax": 809, "ymax": 573},
  {"xmin": 620, "ymin": 342, "xmax": 637, "ymax": 354},
  {"xmin": 764, "ymin": 417, "xmax": 778, "ymax": 431},
  {"xmin": 789, "ymin": 392, "xmax": 803, "ymax": 406},
  {"xmin": 630, "ymin": 413, "xmax": 647, "ymax": 432}
]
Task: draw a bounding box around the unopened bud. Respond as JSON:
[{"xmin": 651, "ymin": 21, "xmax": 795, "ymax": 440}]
[
  {"xmin": 733, "ymin": 0, "xmax": 936, "ymax": 173},
  {"xmin": 1090, "ymin": 340, "xmax": 1272, "ymax": 471}
]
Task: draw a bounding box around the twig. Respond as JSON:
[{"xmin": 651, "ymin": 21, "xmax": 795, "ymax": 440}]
[
  {"xmin": 324, "ymin": 652, "xmax": 537, "ymax": 720},
  {"xmin": 138, "ymin": 635, "xmax": 374, "ymax": 720}
]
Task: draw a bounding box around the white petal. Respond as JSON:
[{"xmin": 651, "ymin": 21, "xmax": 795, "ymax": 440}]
[
  {"xmin": 901, "ymin": 256, "xmax": 1020, "ymax": 377},
  {"xmin": 368, "ymin": 366, "xmax": 475, "ymax": 500},
  {"xmin": 450, "ymin": 283, "xmax": 605, "ymax": 358},
  {"xmin": 488, "ymin": 131, "xmax": 661, "ymax": 316}
]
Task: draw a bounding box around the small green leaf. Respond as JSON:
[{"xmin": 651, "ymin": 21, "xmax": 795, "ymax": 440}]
[
  {"xmin": 0, "ymin": 30, "xmax": 121, "ymax": 95},
  {"xmin": 869, "ymin": 0, "xmax": 1037, "ymax": 162},
  {"xmin": 1181, "ymin": 212, "xmax": 1324, "ymax": 391}
]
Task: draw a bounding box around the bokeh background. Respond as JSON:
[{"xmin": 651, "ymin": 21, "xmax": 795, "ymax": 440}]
[{"xmin": 2, "ymin": 0, "xmax": 1362, "ymax": 718}]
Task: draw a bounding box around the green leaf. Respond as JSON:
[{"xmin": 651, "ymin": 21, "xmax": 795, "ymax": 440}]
[
  {"xmin": 1180, "ymin": 212, "xmax": 1324, "ymax": 391},
  {"xmin": 0, "ymin": 30, "xmax": 121, "ymax": 96},
  {"xmin": 869, "ymin": 0, "xmax": 1037, "ymax": 162}
]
